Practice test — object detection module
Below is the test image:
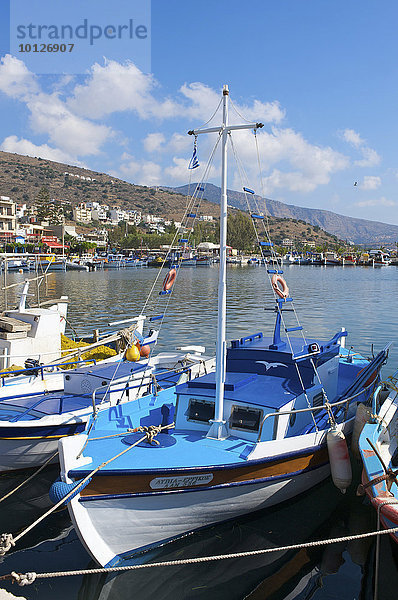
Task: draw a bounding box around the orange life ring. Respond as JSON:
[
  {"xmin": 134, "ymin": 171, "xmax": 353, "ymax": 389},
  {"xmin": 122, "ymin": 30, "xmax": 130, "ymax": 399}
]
[
  {"xmin": 271, "ymin": 274, "xmax": 289, "ymax": 299},
  {"xmin": 162, "ymin": 268, "xmax": 177, "ymax": 292}
]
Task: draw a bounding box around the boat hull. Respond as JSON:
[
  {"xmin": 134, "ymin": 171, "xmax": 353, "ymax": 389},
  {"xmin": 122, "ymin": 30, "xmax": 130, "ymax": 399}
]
[{"xmin": 64, "ymin": 438, "xmax": 331, "ymax": 566}]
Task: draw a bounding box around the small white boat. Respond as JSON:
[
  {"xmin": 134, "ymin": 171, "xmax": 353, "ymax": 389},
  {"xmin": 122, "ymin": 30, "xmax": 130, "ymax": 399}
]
[
  {"xmin": 66, "ymin": 260, "xmax": 89, "ymax": 271},
  {"xmin": 104, "ymin": 254, "xmax": 126, "ymax": 269}
]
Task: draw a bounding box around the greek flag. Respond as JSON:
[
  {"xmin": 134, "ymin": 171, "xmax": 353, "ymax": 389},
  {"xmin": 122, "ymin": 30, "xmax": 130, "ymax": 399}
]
[{"xmin": 188, "ymin": 146, "xmax": 199, "ymax": 170}]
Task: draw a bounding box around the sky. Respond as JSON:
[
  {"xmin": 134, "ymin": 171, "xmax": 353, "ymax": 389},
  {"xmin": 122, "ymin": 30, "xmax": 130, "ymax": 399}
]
[{"xmin": 0, "ymin": 0, "xmax": 397, "ymax": 225}]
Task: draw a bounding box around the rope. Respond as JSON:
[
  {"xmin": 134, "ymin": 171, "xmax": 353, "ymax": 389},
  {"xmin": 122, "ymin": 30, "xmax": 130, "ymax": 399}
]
[
  {"xmin": 2, "ymin": 525, "xmax": 398, "ymax": 584},
  {"xmin": 0, "ymin": 450, "xmax": 59, "ymax": 505},
  {"xmin": 228, "ymin": 133, "xmax": 318, "ymax": 430},
  {"xmin": 0, "ymin": 423, "xmax": 174, "ymax": 557}
]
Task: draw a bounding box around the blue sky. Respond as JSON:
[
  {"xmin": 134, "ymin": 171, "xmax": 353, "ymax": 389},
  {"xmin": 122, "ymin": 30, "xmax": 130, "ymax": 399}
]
[{"xmin": 0, "ymin": 0, "xmax": 397, "ymax": 225}]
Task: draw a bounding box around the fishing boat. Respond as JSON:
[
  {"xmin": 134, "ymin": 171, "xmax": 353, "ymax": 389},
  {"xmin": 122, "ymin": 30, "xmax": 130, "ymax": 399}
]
[
  {"xmin": 358, "ymin": 369, "xmax": 398, "ymax": 543},
  {"xmin": 56, "ymin": 86, "xmax": 388, "ymax": 567},
  {"xmin": 104, "ymin": 254, "xmax": 126, "ymax": 269},
  {"xmin": 0, "ymin": 315, "xmax": 214, "ymax": 472},
  {"xmin": 324, "ymin": 252, "xmax": 341, "ymax": 266},
  {"xmin": 369, "ymin": 250, "xmax": 392, "ymax": 266},
  {"xmin": 343, "ymin": 255, "xmax": 357, "ymax": 266}
]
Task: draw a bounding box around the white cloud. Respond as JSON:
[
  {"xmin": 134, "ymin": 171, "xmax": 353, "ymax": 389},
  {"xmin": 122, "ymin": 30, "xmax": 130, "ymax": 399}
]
[
  {"xmin": 119, "ymin": 158, "xmax": 163, "ymax": 186},
  {"xmin": 354, "ymin": 196, "xmax": 396, "ymax": 207},
  {"xmin": 361, "ymin": 175, "xmax": 381, "ymax": 190},
  {"xmin": 342, "ymin": 128, "xmax": 363, "ymax": 148},
  {"xmin": 0, "ymin": 55, "xmax": 113, "ymax": 161},
  {"xmin": 179, "ymin": 82, "xmax": 285, "ymax": 125},
  {"xmin": 0, "ymin": 54, "xmax": 39, "ymax": 98},
  {"xmin": 68, "ymin": 60, "xmax": 181, "ymax": 120},
  {"xmin": 230, "ymin": 127, "xmax": 349, "ymax": 194},
  {"xmin": 341, "ymin": 128, "xmax": 381, "ymax": 167},
  {"xmin": 143, "ymin": 133, "xmax": 166, "ymax": 153},
  {"xmin": 27, "ymin": 93, "xmax": 112, "ymax": 156},
  {"xmin": 0, "ymin": 136, "xmax": 83, "ymax": 165}
]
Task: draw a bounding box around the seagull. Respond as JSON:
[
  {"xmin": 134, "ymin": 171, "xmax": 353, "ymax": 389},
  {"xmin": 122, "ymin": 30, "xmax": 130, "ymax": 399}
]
[{"xmin": 256, "ymin": 361, "xmax": 288, "ymax": 372}]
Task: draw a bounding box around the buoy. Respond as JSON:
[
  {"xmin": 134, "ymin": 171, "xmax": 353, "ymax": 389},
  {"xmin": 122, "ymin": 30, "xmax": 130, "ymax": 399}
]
[
  {"xmin": 162, "ymin": 268, "xmax": 177, "ymax": 292},
  {"xmin": 140, "ymin": 345, "xmax": 150, "ymax": 358},
  {"xmin": 125, "ymin": 345, "xmax": 140, "ymax": 362},
  {"xmin": 351, "ymin": 403, "xmax": 372, "ymax": 459},
  {"xmin": 327, "ymin": 426, "xmax": 352, "ymax": 493}
]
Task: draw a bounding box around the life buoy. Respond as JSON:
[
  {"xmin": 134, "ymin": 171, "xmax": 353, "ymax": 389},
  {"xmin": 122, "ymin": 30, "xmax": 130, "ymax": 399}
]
[
  {"xmin": 271, "ymin": 274, "xmax": 289, "ymax": 299},
  {"xmin": 162, "ymin": 268, "xmax": 177, "ymax": 292}
]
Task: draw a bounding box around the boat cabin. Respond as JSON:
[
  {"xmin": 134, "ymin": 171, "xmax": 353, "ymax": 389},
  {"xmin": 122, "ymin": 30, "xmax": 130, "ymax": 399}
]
[{"xmin": 174, "ymin": 331, "xmax": 351, "ymax": 443}]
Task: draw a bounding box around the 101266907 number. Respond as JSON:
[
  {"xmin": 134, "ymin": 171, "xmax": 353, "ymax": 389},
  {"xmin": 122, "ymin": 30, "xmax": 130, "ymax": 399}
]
[{"xmin": 18, "ymin": 43, "xmax": 75, "ymax": 53}]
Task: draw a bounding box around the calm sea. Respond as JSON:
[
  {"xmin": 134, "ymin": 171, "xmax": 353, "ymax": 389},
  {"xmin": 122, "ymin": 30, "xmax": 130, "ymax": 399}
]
[{"xmin": 0, "ymin": 263, "xmax": 397, "ymax": 599}]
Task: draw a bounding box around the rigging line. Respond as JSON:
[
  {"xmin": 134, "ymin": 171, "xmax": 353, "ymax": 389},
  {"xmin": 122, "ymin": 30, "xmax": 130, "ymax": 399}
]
[
  {"xmin": 141, "ymin": 132, "xmax": 223, "ymax": 334},
  {"xmin": 229, "ymin": 97, "xmax": 256, "ymax": 123},
  {"xmin": 252, "ymin": 130, "xmax": 331, "ymax": 407},
  {"xmin": 194, "ymin": 97, "xmax": 223, "ymax": 131},
  {"xmin": 229, "ymin": 134, "xmax": 317, "ymax": 428},
  {"xmin": 229, "ymin": 134, "xmax": 280, "ymax": 266}
]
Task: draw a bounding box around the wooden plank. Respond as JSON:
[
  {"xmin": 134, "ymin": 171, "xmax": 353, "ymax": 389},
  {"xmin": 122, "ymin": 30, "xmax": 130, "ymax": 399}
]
[
  {"xmin": 0, "ymin": 331, "xmax": 28, "ymax": 340},
  {"xmin": 0, "ymin": 317, "xmax": 31, "ymax": 333}
]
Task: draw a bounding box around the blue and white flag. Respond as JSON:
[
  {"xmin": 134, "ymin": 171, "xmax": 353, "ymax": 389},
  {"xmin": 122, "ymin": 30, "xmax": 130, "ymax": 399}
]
[{"xmin": 188, "ymin": 146, "xmax": 200, "ymax": 170}]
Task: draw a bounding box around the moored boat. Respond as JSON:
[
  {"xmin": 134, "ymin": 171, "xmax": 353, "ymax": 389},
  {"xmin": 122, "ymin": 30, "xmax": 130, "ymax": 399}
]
[
  {"xmin": 56, "ymin": 85, "xmax": 389, "ymax": 567},
  {"xmin": 358, "ymin": 369, "xmax": 398, "ymax": 543}
]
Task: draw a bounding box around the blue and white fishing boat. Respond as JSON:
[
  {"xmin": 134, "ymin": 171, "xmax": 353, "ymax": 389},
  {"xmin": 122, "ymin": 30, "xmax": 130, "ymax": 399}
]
[
  {"xmin": 56, "ymin": 86, "xmax": 388, "ymax": 567},
  {"xmin": 358, "ymin": 369, "xmax": 398, "ymax": 543},
  {"xmin": 0, "ymin": 313, "xmax": 214, "ymax": 472}
]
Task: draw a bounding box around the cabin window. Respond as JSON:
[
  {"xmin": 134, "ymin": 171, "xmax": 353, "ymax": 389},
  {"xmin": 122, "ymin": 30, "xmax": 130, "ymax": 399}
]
[
  {"xmin": 187, "ymin": 399, "xmax": 215, "ymax": 423},
  {"xmin": 230, "ymin": 406, "xmax": 262, "ymax": 432}
]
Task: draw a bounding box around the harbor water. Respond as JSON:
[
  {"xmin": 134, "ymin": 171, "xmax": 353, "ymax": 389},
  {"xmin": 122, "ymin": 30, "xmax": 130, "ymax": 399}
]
[{"xmin": 0, "ymin": 263, "xmax": 397, "ymax": 599}]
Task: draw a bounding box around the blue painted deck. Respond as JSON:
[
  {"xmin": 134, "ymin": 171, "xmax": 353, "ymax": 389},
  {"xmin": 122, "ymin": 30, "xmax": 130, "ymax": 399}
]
[{"xmin": 70, "ymin": 429, "xmax": 253, "ymax": 477}]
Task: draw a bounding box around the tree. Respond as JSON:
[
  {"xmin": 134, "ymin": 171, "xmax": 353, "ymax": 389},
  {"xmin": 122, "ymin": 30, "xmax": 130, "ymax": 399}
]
[
  {"xmin": 227, "ymin": 212, "xmax": 256, "ymax": 252},
  {"xmin": 35, "ymin": 187, "xmax": 63, "ymax": 224}
]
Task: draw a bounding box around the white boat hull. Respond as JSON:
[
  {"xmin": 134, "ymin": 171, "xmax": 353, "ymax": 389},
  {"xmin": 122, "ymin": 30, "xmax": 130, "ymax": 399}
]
[{"xmin": 62, "ymin": 433, "xmax": 330, "ymax": 566}]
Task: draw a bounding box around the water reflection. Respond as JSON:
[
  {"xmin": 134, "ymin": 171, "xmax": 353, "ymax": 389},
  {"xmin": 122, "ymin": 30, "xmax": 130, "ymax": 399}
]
[{"xmin": 0, "ymin": 471, "xmax": 393, "ymax": 600}]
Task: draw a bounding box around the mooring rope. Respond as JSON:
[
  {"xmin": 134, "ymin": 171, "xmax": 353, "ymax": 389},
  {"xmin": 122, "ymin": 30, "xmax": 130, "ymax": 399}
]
[
  {"xmin": 0, "ymin": 423, "xmax": 174, "ymax": 558},
  {"xmin": 0, "ymin": 450, "xmax": 59, "ymax": 505},
  {"xmin": 1, "ymin": 525, "xmax": 398, "ymax": 585}
]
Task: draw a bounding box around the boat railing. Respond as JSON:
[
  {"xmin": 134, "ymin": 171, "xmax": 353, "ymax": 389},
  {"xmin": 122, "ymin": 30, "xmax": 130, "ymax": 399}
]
[
  {"xmin": 256, "ymin": 380, "xmax": 376, "ymax": 442},
  {"xmin": 89, "ymin": 363, "xmax": 197, "ymax": 415},
  {"xmin": 0, "ymin": 358, "xmax": 98, "ymax": 385}
]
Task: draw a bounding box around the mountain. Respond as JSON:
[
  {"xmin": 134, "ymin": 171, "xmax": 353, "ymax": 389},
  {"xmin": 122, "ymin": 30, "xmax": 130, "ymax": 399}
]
[{"xmin": 171, "ymin": 183, "xmax": 398, "ymax": 246}]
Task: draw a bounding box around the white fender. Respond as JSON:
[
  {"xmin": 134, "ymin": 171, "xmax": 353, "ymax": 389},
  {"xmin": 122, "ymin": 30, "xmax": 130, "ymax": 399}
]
[{"xmin": 327, "ymin": 426, "xmax": 352, "ymax": 493}]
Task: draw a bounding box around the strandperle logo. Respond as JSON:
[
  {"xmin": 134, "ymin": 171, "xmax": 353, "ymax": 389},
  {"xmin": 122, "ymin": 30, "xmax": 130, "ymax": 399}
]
[{"xmin": 16, "ymin": 18, "xmax": 148, "ymax": 46}]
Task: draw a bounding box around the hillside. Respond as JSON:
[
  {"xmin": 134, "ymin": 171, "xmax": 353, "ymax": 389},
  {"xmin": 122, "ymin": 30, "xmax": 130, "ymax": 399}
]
[
  {"xmin": 0, "ymin": 151, "xmax": 353, "ymax": 248},
  {"xmin": 0, "ymin": 151, "xmax": 220, "ymax": 221},
  {"xmin": 172, "ymin": 183, "xmax": 398, "ymax": 246}
]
